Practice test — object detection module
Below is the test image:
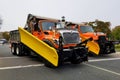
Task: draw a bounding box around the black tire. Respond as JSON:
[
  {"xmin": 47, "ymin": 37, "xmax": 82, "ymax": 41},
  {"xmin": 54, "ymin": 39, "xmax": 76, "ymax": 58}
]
[
  {"xmin": 22, "ymin": 46, "xmax": 31, "ymax": 56},
  {"xmin": 43, "ymin": 40, "xmax": 55, "ymax": 48},
  {"xmin": 25, "ymin": 48, "xmax": 31, "ymax": 56},
  {"xmin": 16, "ymin": 44, "xmax": 24, "ymax": 56},
  {"xmin": 11, "ymin": 44, "xmax": 17, "ymax": 55}
]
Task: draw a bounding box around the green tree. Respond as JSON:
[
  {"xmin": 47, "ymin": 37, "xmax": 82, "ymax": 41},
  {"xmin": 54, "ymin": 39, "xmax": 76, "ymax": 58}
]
[
  {"xmin": 88, "ymin": 20, "xmax": 112, "ymax": 39},
  {"xmin": 2, "ymin": 32, "xmax": 10, "ymax": 41},
  {"xmin": 112, "ymin": 26, "xmax": 120, "ymax": 40}
]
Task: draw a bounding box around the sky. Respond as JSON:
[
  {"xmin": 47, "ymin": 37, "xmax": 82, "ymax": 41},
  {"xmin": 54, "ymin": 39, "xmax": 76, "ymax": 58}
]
[{"xmin": 0, "ymin": 0, "xmax": 120, "ymax": 31}]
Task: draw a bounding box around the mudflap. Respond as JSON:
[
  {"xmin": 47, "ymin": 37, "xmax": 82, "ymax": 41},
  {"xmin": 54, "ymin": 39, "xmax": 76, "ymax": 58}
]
[
  {"xmin": 81, "ymin": 35, "xmax": 100, "ymax": 55},
  {"xmin": 18, "ymin": 27, "xmax": 58, "ymax": 67}
]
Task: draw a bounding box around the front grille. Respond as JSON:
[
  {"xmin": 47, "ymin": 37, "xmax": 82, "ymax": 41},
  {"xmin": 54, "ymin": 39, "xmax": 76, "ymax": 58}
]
[{"xmin": 63, "ymin": 32, "xmax": 80, "ymax": 44}]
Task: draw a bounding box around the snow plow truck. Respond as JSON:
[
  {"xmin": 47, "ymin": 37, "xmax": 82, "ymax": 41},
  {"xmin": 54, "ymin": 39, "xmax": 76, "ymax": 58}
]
[
  {"xmin": 66, "ymin": 22, "xmax": 115, "ymax": 55},
  {"xmin": 10, "ymin": 14, "xmax": 92, "ymax": 67}
]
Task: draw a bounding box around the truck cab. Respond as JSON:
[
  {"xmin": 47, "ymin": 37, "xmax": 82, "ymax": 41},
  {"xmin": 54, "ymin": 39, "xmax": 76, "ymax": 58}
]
[{"xmin": 27, "ymin": 18, "xmax": 81, "ymax": 49}]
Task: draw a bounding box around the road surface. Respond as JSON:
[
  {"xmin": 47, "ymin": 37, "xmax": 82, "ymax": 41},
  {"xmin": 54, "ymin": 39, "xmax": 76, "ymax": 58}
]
[{"xmin": 0, "ymin": 44, "xmax": 120, "ymax": 80}]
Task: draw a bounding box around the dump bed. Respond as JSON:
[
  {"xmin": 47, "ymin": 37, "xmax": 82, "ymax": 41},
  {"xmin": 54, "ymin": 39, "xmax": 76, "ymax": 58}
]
[{"xmin": 10, "ymin": 27, "xmax": 59, "ymax": 67}]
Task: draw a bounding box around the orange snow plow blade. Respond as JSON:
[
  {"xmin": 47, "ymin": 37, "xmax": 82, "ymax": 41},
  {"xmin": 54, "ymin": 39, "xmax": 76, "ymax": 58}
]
[{"xmin": 18, "ymin": 27, "xmax": 58, "ymax": 67}]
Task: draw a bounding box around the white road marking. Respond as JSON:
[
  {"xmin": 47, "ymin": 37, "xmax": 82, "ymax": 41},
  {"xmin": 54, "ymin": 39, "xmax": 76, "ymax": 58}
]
[
  {"xmin": 89, "ymin": 57, "xmax": 120, "ymax": 62},
  {"xmin": 0, "ymin": 64, "xmax": 44, "ymax": 70},
  {"xmin": 0, "ymin": 56, "xmax": 20, "ymax": 60},
  {"xmin": 0, "ymin": 53, "xmax": 120, "ymax": 70},
  {"xmin": 84, "ymin": 63, "xmax": 120, "ymax": 76}
]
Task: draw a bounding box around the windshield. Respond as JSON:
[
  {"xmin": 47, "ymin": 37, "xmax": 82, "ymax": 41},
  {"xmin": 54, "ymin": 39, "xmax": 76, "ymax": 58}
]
[
  {"xmin": 42, "ymin": 22, "xmax": 64, "ymax": 30},
  {"xmin": 80, "ymin": 26, "xmax": 94, "ymax": 33}
]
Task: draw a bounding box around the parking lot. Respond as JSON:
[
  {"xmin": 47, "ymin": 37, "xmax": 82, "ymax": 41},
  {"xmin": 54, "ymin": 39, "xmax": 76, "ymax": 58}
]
[{"xmin": 0, "ymin": 44, "xmax": 120, "ymax": 80}]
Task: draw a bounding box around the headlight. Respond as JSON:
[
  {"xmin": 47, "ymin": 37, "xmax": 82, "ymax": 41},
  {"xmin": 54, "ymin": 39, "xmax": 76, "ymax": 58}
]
[{"xmin": 79, "ymin": 37, "xmax": 82, "ymax": 43}]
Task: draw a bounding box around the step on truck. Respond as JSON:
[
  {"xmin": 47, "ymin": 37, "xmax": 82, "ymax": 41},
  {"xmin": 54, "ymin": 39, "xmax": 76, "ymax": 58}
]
[
  {"xmin": 66, "ymin": 22, "xmax": 115, "ymax": 55},
  {"xmin": 9, "ymin": 14, "xmax": 91, "ymax": 67}
]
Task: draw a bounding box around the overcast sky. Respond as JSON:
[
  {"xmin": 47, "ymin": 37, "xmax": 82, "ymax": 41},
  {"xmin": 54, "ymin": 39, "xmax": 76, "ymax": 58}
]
[{"xmin": 0, "ymin": 0, "xmax": 120, "ymax": 31}]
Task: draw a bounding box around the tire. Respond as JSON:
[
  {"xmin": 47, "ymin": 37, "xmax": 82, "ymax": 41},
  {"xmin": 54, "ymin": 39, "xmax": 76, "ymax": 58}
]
[
  {"xmin": 43, "ymin": 40, "xmax": 55, "ymax": 48},
  {"xmin": 21, "ymin": 46, "xmax": 31, "ymax": 56},
  {"xmin": 11, "ymin": 44, "xmax": 17, "ymax": 55},
  {"xmin": 25, "ymin": 48, "xmax": 31, "ymax": 56},
  {"xmin": 16, "ymin": 44, "xmax": 24, "ymax": 56}
]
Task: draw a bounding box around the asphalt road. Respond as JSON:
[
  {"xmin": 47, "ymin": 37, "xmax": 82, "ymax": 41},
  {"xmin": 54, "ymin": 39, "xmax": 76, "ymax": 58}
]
[{"xmin": 0, "ymin": 44, "xmax": 120, "ymax": 80}]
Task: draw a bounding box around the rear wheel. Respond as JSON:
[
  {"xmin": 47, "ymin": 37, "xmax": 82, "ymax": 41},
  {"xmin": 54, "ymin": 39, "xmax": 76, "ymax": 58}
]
[
  {"xmin": 16, "ymin": 44, "xmax": 24, "ymax": 56},
  {"xmin": 11, "ymin": 44, "xmax": 17, "ymax": 55}
]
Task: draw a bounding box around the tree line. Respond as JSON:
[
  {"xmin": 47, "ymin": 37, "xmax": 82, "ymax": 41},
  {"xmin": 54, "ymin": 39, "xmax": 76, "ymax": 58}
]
[{"xmin": 0, "ymin": 17, "xmax": 10, "ymax": 41}]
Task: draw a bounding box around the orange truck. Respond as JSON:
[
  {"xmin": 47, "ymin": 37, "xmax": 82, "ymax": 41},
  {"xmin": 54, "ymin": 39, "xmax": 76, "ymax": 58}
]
[
  {"xmin": 66, "ymin": 23, "xmax": 115, "ymax": 55},
  {"xmin": 9, "ymin": 14, "xmax": 91, "ymax": 67}
]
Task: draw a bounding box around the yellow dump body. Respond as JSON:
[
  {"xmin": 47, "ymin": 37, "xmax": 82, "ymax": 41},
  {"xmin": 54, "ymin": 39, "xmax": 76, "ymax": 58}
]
[
  {"xmin": 19, "ymin": 27, "xmax": 58, "ymax": 67},
  {"xmin": 80, "ymin": 35, "xmax": 100, "ymax": 55}
]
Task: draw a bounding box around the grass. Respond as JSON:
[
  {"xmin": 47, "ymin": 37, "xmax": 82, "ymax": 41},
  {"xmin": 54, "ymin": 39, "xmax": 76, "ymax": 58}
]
[{"xmin": 115, "ymin": 44, "xmax": 120, "ymax": 52}]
